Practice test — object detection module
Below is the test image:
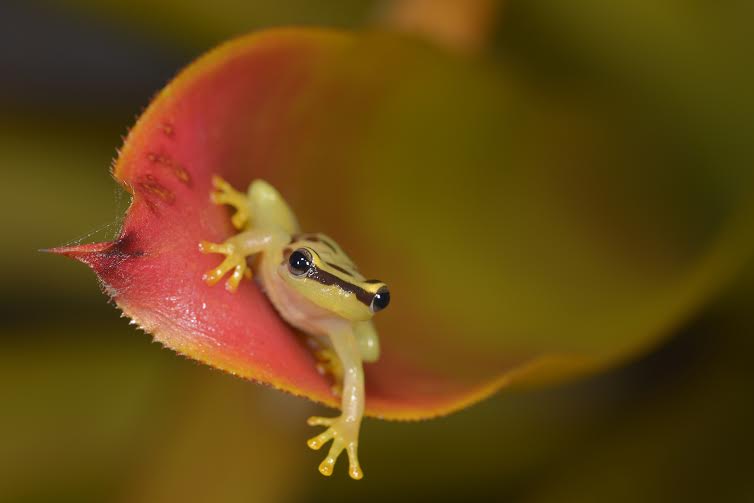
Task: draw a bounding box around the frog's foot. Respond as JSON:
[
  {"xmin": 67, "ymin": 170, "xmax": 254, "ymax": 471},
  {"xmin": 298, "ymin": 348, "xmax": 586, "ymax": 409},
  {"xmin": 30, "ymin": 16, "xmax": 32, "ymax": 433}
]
[
  {"xmin": 198, "ymin": 240, "xmax": 252, "ymax": 292},
  {"xmin": 314, "ymin": 348, "xmax": 343, "ymax": 397},
  {"xmin": 307, "ymin": 416, "xmax": 363, "ymax": 479},
  {"xmin": 210, "ymin": 175, "xmax": 249, "ymax": 230}
]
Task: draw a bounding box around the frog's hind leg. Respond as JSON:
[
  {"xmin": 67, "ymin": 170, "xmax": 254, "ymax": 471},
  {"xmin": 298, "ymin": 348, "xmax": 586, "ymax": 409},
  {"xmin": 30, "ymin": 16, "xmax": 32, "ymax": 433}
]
[
  {"xmin": 307, "ymin": 326, "xmax": 365, "ymax": 480},
  {"xmin": 314, "ymin": 347, "xmax": 344, "ymax": 397},
  {"xmin": 210, "ymin": 175, "xmax": 251, "ymax": 230},
  {"xmin": 199, "ymin": 229, "xmax": 271, "ymax": 293}
]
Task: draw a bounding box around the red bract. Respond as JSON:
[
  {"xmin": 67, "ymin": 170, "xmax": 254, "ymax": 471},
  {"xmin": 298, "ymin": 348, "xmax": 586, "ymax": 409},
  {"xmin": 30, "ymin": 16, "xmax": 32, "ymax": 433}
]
[
  {"xmin": 51, "ymin": 26, "xmax": 750, "ymax": 419},
  {"xmin": 50, "ymin": 29, "xmax": 512, "ymax": 419}
]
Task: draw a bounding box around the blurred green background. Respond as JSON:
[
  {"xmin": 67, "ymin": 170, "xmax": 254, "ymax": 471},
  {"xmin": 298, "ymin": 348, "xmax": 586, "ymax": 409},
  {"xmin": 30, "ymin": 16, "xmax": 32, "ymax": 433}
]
[{"xmin": 2, "ymin": 1, "xmax": 753, "ymax": 501}]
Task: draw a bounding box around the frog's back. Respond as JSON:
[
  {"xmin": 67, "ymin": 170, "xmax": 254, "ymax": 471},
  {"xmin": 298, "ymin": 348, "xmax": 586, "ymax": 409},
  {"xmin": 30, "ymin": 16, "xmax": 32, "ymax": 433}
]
[{"xmin": 247, "ymin": 180, "xmax": 300, "ymax": 234}]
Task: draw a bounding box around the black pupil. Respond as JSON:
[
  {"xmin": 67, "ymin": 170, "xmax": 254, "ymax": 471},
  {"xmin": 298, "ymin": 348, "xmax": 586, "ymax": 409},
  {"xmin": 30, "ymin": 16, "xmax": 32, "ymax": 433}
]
[
  {"xmin": 372, "ymin": 289, "xmax": 390, "ymax": 312},
  {"xmin": 288, "ymin": 250, "xmax": 311, "ymax": 275}
]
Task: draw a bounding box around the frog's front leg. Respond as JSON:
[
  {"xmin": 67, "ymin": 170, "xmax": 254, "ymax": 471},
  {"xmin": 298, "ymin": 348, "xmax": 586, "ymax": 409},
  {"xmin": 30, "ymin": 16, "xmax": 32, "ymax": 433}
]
[
  {"xmin": 354, "ymin": 321, "xmax": 380, "ymax": 363},
  {"xmin": 307, "ymin": 325, "xmax": 365, "ymax": 479},
  {"xmin": 199, "ymin": 229, "xmax": 274, "ymax": 292}
]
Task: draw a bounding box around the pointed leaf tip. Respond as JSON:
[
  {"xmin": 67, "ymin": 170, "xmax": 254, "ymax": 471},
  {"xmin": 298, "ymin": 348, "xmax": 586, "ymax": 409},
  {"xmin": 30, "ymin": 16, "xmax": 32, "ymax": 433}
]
[{"xmin": 45, "ymin": 241, "xmax": 116, "ymax": 260}]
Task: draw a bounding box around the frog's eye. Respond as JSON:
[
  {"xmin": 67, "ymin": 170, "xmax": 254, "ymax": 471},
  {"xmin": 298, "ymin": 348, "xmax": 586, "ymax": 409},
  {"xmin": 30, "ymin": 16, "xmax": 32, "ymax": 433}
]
[
  {"xmin": 370, "ymin": 286, "xmax": 390, "ymax": 313},
  {"xmin": 288, "ymin": 248, "xmax": 313, "ymax": 277}
]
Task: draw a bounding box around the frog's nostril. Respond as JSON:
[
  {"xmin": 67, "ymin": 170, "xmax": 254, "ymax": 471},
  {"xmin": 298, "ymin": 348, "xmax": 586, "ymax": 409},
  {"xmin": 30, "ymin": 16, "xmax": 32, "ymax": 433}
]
[{"xmin": 370, "ymin": 286, "xmax": 390, "ymax": 313}]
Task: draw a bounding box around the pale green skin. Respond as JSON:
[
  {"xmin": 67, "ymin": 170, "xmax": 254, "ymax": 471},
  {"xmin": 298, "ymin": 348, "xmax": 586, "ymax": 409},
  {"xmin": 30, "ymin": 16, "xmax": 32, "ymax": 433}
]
[{"xmin": 199, "ymin": 177, "xmax": 386, "ymax": 480}]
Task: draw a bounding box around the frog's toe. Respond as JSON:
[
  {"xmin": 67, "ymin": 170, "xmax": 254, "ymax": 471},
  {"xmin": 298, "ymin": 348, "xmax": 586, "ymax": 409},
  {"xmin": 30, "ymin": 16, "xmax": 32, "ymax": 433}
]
[
  {"xmin": 346, "ymin": 443, "xmax": 363, "ymax": 480},
  {"xmin": 318, "ymin": 437, "xmax": 345, "ymax": 477},
  {"xmin": 210, "ymin": 175, "xmax": 239, "ymax": 195},
  {"xmin": 307, "ymin": 428, "xmax": 334, "ymax": 450},
  {"xmin": 307, "ymin": 416, "xmax": 335, "ymax": 427},
  {"xmin": 202, "ymin": 257, "xmax": 238, "ymax": 286},
  {"xmin": 211, "ymin": 174, "xmax": 228, "ymax": 189},
  {"xmin": 315, "ymin": 435, "xmax": 362, "ymax": 479},
  {"xmin": 223, "ymin": 262, "xmax": 249, "ymax": 292},
  {"xmin": 307, "ymin": 416, "xmax": 364, "ymax": 479},
  {"xmin": 230, "ymin": 211, "xmax": 248, "ymax": 230},
  {"xmin": 198, "ymin": 240, "xmax": 230, "ymax": 255},
  {"xmin": 199, "ymin": 243, "xmax": 250, "ymax": 292}
]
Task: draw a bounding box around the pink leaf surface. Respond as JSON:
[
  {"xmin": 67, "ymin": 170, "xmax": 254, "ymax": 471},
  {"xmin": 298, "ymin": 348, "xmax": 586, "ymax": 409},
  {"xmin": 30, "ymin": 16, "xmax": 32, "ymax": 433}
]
[{"xmin": 52, "ymin": 29, "xmax": 514, "ymax": 419}]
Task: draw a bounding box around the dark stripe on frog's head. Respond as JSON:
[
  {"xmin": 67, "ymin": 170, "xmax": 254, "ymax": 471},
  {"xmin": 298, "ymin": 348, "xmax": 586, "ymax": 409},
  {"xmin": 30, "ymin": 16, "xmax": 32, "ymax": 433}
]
[
  {"xmin": 291, "ymin": 233, "xmax": 337, "ymax": 253},
  {"xmin": 307, "ymin": 266, "xmax": 373, "ymax": 306},
  {"xmin": 325, "ymin": 261, "xmax": 355, "ymax": 278},
  {"xmin": 282, "ymin": 245, "xmax": 374, "ymax": 307},
  {"xmin": 289, "ymin": 233, "xmax": 360, "ymax": 277}
]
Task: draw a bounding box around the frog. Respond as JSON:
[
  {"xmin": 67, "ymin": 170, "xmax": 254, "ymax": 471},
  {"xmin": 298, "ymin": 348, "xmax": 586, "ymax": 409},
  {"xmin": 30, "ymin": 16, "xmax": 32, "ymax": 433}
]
[{"xmin": 198, "ymin": 176, "xmax": 390, "ymax": 480}]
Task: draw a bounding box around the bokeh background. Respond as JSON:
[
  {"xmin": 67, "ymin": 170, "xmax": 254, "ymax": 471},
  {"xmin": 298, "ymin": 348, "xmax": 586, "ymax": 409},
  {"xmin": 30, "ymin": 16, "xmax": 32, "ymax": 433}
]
[{"xmin": 2, "ymin": 1, "xmax": 753, "ymax": 502}]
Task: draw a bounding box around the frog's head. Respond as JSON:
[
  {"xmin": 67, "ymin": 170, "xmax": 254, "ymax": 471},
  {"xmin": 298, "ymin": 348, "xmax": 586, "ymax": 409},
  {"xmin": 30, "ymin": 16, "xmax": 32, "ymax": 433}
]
[{"xmin": 279, "ymin": 234, "xmax": 390, "ymax": 322}]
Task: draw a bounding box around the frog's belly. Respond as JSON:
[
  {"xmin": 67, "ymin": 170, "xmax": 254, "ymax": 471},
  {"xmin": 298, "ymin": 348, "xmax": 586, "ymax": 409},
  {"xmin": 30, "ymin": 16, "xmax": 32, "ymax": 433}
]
[{"xmin": 256, "ymin": 255, "xmax": 331, "ymax": 337}]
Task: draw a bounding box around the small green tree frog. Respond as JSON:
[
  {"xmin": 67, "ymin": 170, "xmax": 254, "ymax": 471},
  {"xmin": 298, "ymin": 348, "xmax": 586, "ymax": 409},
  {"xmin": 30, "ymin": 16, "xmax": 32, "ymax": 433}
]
[{"xmin": 199, "ymin": 176, "xmax": 390, "ymax": 480}]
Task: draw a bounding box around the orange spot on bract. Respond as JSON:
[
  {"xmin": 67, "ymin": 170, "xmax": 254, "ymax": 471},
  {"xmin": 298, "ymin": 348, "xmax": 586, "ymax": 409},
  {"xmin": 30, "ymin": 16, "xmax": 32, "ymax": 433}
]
[
  {"xmin": 138, "ymin": 174, "xmax": 175, "ymax": 204},
  {"xmin": 146, "ymin": 152, "xmax": 168, "ymax": 164},
  {"xmin": 162, "ymin": 122, "xmax": 175, "ymax": 138},
  {"xmin": 172, "ymin": 164, "xmax": 192, "ymax": 184},
  {"xmin": 146, "ymin": 152, "xmax": 192, "ymax": 185}
]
